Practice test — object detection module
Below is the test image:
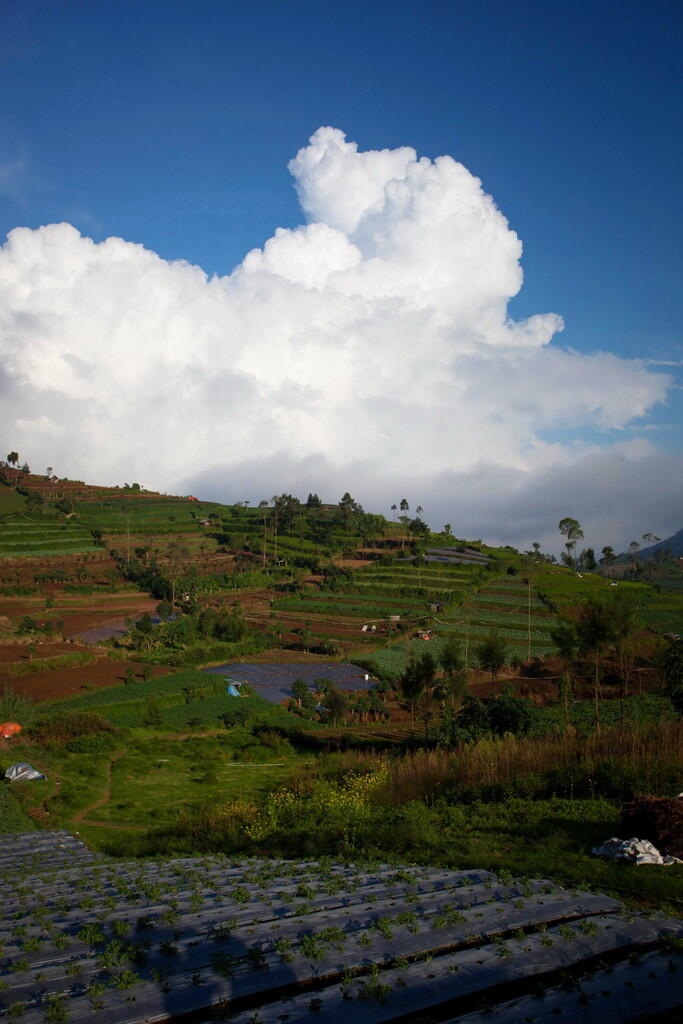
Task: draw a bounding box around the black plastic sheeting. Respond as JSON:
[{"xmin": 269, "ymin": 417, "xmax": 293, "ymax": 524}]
[{"xmin": 202, "ymin": 661, "xmax": 375, "ymax": 703}]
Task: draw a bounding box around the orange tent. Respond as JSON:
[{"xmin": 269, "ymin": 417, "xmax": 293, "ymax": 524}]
[{"xmin": 0, "ymin": 723, "xmax": 22, "ymax": 739}]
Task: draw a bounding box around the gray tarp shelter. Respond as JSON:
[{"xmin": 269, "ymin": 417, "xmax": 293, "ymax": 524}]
[{"xmin": 5, "ymin": 762, "xmax": 45, "ymax": 782}]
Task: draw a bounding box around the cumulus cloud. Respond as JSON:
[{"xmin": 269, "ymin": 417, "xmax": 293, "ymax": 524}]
[{"xmin": 0, "ymin": 127, "xmax": 675, "ymax": 549}]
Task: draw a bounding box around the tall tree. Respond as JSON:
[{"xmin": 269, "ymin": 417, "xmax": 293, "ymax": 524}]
[
  {"xmin": 476, "ymin": 634, "xmax": 508, "ymax": 695},
  {"xmin": 558, "ymin": 517, "xmax": 584, "ymax": 567},
  {"xmin": 606, "ymin": 589, "xmax": 640, "ymax": 704},
  {"xmin": 575, "ymin": 598, "xmax": 617, "ymax": 736},
  {"xmin": 399, "ymin": 651, "xmax": 436, "ymax": 730},
  {"xmin": 581, "ymin": 547, "xmax": 597, "ymax": 571},
  {"xmin": 6, "ymin": 451, "xmax": 19, "ymax": 486},
  {"xmin": 437, "ymin": 638, "xmax": 467, "ymax": 712},
  {"xmin": 628, "ymin": 540, "xmax": 640, "ymax": 571},
  {"xmin": 601, "ymin": 545, "xmax": 616, "ymax": 567},
  {"xmin": 322, "ymin": 687, "xmax": 348, "ymax": 727}
]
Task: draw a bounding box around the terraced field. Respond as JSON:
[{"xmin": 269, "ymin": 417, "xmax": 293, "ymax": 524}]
[
  {"xmin": 1, "ymin": 831, "xmax": 681, "ymax": 1024},
  {"xmin": 433, "ymin": 577, "xmax": 559, "ymax": 659},
  {"xmin": 0, "ymin": 519, "xmax": 98, "ymax": 558}
]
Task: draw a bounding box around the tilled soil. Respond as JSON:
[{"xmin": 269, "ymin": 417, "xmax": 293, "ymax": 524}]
[{"xmin": 6, "ymin": 658, "xmax": 170, "ymax": 702}]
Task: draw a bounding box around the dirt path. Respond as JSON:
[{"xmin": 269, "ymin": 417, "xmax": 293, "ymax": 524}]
[{"xmin": 71, "ymin": 749, "xmax": 128, "ymax": 827}]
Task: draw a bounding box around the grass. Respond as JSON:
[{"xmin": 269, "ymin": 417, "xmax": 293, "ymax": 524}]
[
  {"xmin": 86, "ymin": 738, "xmax": 299, "ymax": 829},
  {"xmin": 53, "ymin": 670, "xmax": 302, "ymax": 731},
  {"xmin": 0, "ymin": 484, "xmax": 27, "ymax": 515},
  {"xmin": 0, "ymin": 785, "xmax": 37, "ymax": 833},
  {"xmin": 3, "ymin": 651, "xmax": 98, "ymax": 677}
]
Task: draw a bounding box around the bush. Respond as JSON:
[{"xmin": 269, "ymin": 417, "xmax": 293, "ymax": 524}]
[
  {"xmin": 0, "ymin": 686, "xmax": 36, "ymax": 727},
  {"xmin": 66, "ymin": 731, "xmax": 120, "ymax": 753},
  {"xmin": 30, "ymin": 711, "xmax": 116, "ymax": 747},
  {"xmin": 488, "ymin": 695, "xmax": 533, "ymax": 736}
]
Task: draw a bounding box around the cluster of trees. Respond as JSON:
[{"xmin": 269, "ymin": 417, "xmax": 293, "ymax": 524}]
[
  {"xmin": 288, "ymin": 678, "xmax": 387, "ymax": 726},
  {"xmin": 125, "ymin": 604, "xmax": 269, "ymax": 654},
  {"xmin": 557, "ymin": 518, "xmax": 670, "ymax": 572},
  {"xmin": 550, "ymin": 588, "xmax": 643, "ymax": 731}
]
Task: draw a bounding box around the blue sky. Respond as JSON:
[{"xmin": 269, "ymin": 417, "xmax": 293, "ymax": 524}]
[
  {"xmin": 3, "ymin": 0, "xmax": 681, "ymax": 358},
  {"xmin": 0, "ymin": 0, "xmax": 681, "ymax": 549}
]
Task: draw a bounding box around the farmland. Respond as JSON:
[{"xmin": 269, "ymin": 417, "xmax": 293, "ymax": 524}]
[
  {"xmin": 2, "ymin": 464, "xmax": 683, "ymax": 1022},
  {"xmin": 1, "ymin": 829, "xmax": 682, "ymax": 1024}
]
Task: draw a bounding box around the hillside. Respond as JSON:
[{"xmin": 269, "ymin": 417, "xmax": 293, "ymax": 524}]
[
  {"xmin": 639, "ymin": 525, "xmax": 683, "ymax": 560},
  {"xmin": 2, "ymin": 462, "xmax": 683, "ymax": 1024}
]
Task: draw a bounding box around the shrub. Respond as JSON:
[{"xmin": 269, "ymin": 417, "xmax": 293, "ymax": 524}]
[
  {"xmin": 66, "ymin": 731, "xmax": 120, "ymax": 754},
  {"xmin": 30, "ymin": 711, "xmax": 115, "ymax": 746}
]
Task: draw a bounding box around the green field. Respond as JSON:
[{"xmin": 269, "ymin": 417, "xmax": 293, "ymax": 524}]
[{"xmin": 0, "ymin": 517, "xmax": 98, "ymax": 556}]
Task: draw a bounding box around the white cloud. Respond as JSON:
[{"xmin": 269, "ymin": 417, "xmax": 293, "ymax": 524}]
[{"xmin": 0, "ymin": 127, "xmax": 675, "ymax": 550}]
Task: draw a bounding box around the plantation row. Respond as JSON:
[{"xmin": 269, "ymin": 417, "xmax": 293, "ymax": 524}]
[
  {"xmin": 325, "ymin": 582, "xmax": 462, "ymax": 601},
  {"xmin": 1, "ymin": 832, "xmax": 681, "ymax": 1024},
  {"xmin": 272, "ymin": 596, "xmax": 438, "ymax": 619}
]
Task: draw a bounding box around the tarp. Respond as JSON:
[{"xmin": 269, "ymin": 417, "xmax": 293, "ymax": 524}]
[
  {"xmin": 0, "ymin": 723, "xmax": 22, "ymax": 739},
  {"xmin": 226, "ymin": 682, "xmax": 241, "ymax": 697},
  {"xmin": 5, "ymin": 762, "xmax": 45, "ymax": 782},
  {"xmin": 592, "ymin": 836, "xmax": 683, "ymax": 866}
]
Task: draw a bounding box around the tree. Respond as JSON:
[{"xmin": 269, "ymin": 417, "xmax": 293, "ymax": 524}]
[
  {"xmin": 400, "ymin": 498, "xmax": 409, "ymax": 514},
  {"xmin": 443, "ymin": 524, "xmax": 452, "ymax": 536},
  {"xmin": 408, "ymin": 517, "xmax": 429, "ymax": 538},
  {"xmin": 601, "ymin": 545, "xmax": 616, "ymax": 567},
  {"xmin": 306, "ymin": 493, "xmax": 321, "ymax": 508},
  {"xmin": 476, "ymin": 634, "xmax": 508, "ymax": 693},
  {"xmin": 558, "ymin": 518, "xmax": 584, "ymax": 567},
  {"xmin": 339, "ymin": 492, "xmax": 361, "ymax": 521},
  {"xmin": 6, "ymin": 451, "xmax": 19, "ymax": 486},
  {"xmin": 437, "ymin": 638, "xmax": 467, "ymax": 712},
  {"xmin": 574, "ymin": 597, "xmax": 618, "ymax": 735},
  {"xmin": 488, "ymin": 691, "xmax": 533, "ymax": 736},
  {"xmin": 322, "ymin": 686, "xmax": 348, "ymax": 726},
  {"xmin": 390, "ymin": 503, "xmax": 397, "ymax": 520},
  {"xmin": 313, "ymin": 677, "xmax": 332, "ymax": 702},
  {"xmin": 628, "ymin": 540, "xmax": 640, "ymax": 569},
  {"xmin": 456, "ymin": 695, "xmax": 490, "ymax": 741},
  {"xmin": 399, "ymin": 651, "xmax": 436, "ymax": 730},
  {"xmin": 604, "ymin": 588, "xmax": 640, "ymax": 702},
  {"xmin": 582, "ymin": 547, "xmax": 597, "ymax": 571},
  {"xmin": 291, "ymin": 679, "xmax": 309, "ymax": 708}
]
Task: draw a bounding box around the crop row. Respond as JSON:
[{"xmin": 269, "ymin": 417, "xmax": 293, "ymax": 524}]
[
  {"xmin": 2, "ymin": 834, "xmax": 680, "ymax": 1024},
  {"xmin": 349, "ymin": 583, "xmax": 458, "ymax": 597},
  {"xmin": 435, "ymin": 622, "xmax": 554, "ymax": 649},
  {"xmin": 456, "ymin": 607, "xmax": 558, "ymax": 631},
  {"xmin": 319, "ymin": 588, "xmax": 442, "ymax": 607},
  {"xmin": 272, "ymin": 597, "xmax": 421, "ymax": 618},
  {"xmin": 471, "ymin": 591, "xmax": 546, "ymax": 608}
]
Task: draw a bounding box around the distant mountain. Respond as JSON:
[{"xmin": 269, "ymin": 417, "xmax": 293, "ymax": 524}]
[{"xmin": 638, "ymin": 528, "xmax": 683, "ymax": 560}]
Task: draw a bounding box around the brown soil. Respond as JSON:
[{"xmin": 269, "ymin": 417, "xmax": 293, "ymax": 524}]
[
  {"xmin": 0, "ymin": 641, "xmax": 79, "ymax": 663},
  {"xmin": 4, "ymin": 659, "xmax": 170, "ymax": 702}
]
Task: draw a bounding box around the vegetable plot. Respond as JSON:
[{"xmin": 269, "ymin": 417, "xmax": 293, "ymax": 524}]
[{"xmin": 0, "ymin": 831, "xmax": 681, "ymax": 1023}]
